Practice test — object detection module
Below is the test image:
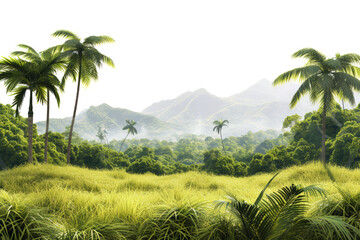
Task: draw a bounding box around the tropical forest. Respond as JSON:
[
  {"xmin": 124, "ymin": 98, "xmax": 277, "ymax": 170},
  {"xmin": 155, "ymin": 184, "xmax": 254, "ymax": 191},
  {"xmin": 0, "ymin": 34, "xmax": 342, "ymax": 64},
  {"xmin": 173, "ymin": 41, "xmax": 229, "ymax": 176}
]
[{"xmin": 2, "ymin": 9, "xmax": 360, "ymax": 239}]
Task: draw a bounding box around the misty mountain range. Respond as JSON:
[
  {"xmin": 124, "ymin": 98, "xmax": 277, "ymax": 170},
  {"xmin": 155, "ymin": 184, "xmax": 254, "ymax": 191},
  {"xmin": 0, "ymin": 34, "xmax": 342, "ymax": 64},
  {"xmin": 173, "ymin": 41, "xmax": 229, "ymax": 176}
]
[{"xmin": 37, "ymin": 79, "xmax": 318, "ymax": 140}]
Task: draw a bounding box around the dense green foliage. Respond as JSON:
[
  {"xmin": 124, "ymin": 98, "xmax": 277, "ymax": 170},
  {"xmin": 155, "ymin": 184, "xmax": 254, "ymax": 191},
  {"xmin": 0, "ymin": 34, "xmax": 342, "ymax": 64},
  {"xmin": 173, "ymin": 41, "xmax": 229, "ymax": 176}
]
[
  {"xmin": 247, "ymin": 105, "xmax": 360, "ymax": 175},
  {"xmin": 0, "ymin": 103, "xmax": 282, "ymax": 175},
  {"xmin": 3, "ymin": 102, "xmax": 360, "ymax": 177}
]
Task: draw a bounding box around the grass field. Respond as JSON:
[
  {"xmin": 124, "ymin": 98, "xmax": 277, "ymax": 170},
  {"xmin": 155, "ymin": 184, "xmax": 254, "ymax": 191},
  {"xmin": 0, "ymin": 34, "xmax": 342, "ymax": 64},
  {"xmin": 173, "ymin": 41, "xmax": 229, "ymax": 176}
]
[{"xmin": 0, "ymin": 162, "xmax": 359, "ymax": 239}]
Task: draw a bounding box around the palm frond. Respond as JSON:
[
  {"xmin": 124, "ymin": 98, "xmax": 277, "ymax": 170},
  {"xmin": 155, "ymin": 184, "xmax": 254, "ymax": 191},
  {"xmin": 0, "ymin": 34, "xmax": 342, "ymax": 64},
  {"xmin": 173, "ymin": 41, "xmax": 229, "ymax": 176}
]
[
  {"xmin": 273, "ymin": 65, "xmax": 321, "ymax": 86},
  {"xmin": 3, "ymin": 74, "xmax": 25, "ymax": 93},
  {"xmin": 292, "ymin": 48, "xmax": 326, "ymax": 64},
  {"xmin": 254, "ymin": 172, "xmax": 279, "ymax": 206},
  {"xmin": 83, "ymin": 36, "xmax": 115, "ymax": 46},
  {"xmin": 215, "ymin": 195, "xmax": 271, "ymax": 240},
  {"xmin": 336, "ymin": 72, "xmax": 360, "ymax": 91},
  {"xmin": 317, "ymin": 89, "xmax": 337, "ymax": 111},
  {"xmin": 84, "ymin": 48, "xmax": 115, "ymax": 68},
  {"xmin": 48, "ymin": 85, "xmax": 61, "ymax": 107},
  {"xmin": 34, "ymin": 85, "xmax": 47, "ymax": 104},
  {"xmin": 10, "ymin": 86, "xmax": 28, "ymax": 116},
  {"xmin": 17, "ymin": 44, "xmax": 38, "ymax": 54},
  {"xmin": 286, "ymin": 216, "xmax": 360, "ymax": 240},
  {"xmin": 302, "ymin": 185, "xmax": 327, "ymax": 198},
  {"xmin": 11, "ymin": 51, "xmax": 41, "ymax": 63},
  {"xmin": 289, "ymin": 77, "xmax": 314, "ymax": 108},
  {"xmin": 334, "ymin": 77, "xmax": 356, "ymax": 106},
  {"xmin": 52, "ymin": 30, "xmax": 80, "ymax": 40},
  {"xmin": 337, "ymin": 53, "xmax": 360, "ymax": 66}
]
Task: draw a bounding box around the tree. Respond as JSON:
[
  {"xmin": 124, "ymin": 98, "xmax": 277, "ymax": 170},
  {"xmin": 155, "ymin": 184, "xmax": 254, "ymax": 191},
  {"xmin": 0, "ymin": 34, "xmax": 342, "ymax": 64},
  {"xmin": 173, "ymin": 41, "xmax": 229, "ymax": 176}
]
[
  {"xmin": 52, "ymin": 30, "xmax": 115, "ymax": 164},
  {"xmin": 11, "ymin": 45, "xmax": 65, "ymax": 163},
  {"xmin": 0, "ymin": 53, "xmax": 61, "ymax": 163},
  {"xmin": 282, "ymin": 114, "xmax": 301, "ymax": 130},
  {"xmin": 119, "ymin": 120, "xmax": 138, "ymax": 151},
  {"xmin": 96, "ymin": 126, "xmax": 108, "ymax": 144},
  {"xmin": 62, "ymin": 126, "xmax": 82, "ymax": 145},
  {"xmin": 213, "ymin": 119, "xmax": 229, "ymax": 155},
  {"xmin": 274, "ymin": 48, "xmax": 360, "ymax": 163}
]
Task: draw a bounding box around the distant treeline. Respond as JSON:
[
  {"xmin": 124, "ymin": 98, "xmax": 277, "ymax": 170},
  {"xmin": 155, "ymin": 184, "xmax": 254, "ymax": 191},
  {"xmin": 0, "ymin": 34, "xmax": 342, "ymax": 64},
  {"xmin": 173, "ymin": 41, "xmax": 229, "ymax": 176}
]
[{"xmin": 1, "ymin": 103, "xmax": 360, "ymax": 176}]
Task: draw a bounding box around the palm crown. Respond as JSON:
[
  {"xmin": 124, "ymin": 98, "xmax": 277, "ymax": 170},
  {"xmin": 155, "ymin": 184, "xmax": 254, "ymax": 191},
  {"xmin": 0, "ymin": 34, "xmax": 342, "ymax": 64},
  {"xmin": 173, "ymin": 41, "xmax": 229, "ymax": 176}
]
[
  {"xmin": 0, "ymin": 56, "xmax": 61, "ymax": 116},
  {"xmin": 119, "ymin": 120, "xmax": 138, "ymax": 152},
  {"xmin": 273, "ymin": 48, "xmax": 360, "ymax": 110},
  {"xmin": 213, "ymin": 119, "xmax": 229, "ymax": 134},
  {"xmin": 51, "ymin": 30, "xmax": 115, "ymax": 87},
  {"xmin": 123, "ymin": 120, "xmax": 138, "ymax": 135}
]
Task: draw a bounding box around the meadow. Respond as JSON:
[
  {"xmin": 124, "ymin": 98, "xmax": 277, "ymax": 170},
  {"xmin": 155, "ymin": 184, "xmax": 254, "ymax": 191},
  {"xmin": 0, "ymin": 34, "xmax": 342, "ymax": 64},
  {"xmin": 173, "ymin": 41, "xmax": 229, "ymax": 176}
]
[{"xmin": 1, "ymin": 162, "xmax": 360, "ymax": 239}]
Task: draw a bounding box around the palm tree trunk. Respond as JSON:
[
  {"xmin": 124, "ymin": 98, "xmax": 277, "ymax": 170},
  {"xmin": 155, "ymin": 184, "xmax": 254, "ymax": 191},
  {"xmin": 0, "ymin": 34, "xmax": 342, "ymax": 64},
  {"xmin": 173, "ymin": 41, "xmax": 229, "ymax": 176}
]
[
  {"xmin": 220, "ymin": 131, "xmax": 227, "ymax": 156},
  {"xmin": 27, "ymin": 90, "xmax": 34, "ymax": 163},
  {"xmin": 66, "ymin": 55, "xmax": 82, "ymax": 164},
  {"xmin": 321, "ymin": 104, "xmax": 327, "ymax": 164},
  {"xmin": 119, "ymin": 132, "xmax": 130, "ymax": 152},
  {"xmin": 44, "ymin": 90, "xmax": 50, "ymax": 163}
]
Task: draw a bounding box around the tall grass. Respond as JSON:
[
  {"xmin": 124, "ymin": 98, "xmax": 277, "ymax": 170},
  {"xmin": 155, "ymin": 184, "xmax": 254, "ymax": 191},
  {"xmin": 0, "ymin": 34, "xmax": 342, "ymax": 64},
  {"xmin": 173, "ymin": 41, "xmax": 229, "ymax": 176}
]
[{"xmin": 0, "ymin": 162, "xmax": 360, "ymax": 239}]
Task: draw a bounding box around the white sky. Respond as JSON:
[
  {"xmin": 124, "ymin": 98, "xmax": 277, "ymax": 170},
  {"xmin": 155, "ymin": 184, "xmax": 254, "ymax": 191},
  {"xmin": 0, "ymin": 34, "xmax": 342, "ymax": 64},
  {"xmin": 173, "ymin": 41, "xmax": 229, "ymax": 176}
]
[{"xmin": 1, "ymin": 0, "xmax": 360, "ymax": 122}]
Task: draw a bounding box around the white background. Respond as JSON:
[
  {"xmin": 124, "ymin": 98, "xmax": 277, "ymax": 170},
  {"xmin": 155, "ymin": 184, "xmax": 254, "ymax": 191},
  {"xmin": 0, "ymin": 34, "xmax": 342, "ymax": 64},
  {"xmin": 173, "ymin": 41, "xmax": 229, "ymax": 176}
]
[{"xmin": 1, "ymin": 0, "xmax": 359, "ymax": 121}]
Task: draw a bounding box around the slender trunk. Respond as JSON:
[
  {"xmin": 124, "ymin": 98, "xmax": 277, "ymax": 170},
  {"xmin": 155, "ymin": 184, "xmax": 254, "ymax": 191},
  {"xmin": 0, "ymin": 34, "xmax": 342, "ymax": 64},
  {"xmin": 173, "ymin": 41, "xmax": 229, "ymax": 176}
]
[
  {"xmin": 44, "ymin": 90, "xmax": 50, "ymax": 163},
  {"xmin": 342, "ymin": 100, "xmax": 345, "ymax": 111},
  {"xmin": 119, "ymin": 132, "xmax": 130, "ymax": 152},
  {"xmin": 28, "ymin": 90, "xmax": 34, "ymax": 163},
  {"xmin": 66, "ymin": 55, "xmax": 82, "ymax": 164},
  {"xmin": 321, "ymin": 104, "xmax": 327, "ymax": 164},
  {"xmin": 220, "ymin": 131, "xmax": 227, "ymax": 156}
]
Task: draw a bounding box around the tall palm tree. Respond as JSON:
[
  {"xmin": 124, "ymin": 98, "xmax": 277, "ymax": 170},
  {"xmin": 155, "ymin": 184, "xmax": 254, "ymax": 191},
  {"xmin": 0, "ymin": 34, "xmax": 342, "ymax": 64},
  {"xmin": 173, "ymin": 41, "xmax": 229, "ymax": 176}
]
[
  {"xmin": 0, "ymin": 56, "xmax": 61, "ymax": 163},
  {"xmin": 273, "ymin": 48, "xmax": 360, "ymax": 163},
  {"xmin": 213, "ymin": 119, "xmax": 229, "ymax": 155},
  {"xmin": 119, "ymin": 120, "xmax": 137, "ymax": 152},
  {"xmin": 52, "ymin": 30, "xmax": 115, "ymax": 164},
  {"xmin": 12, "ymin": 45, "xmax": 66, "ymax": 163},
  {"xmin": 216, "ymin": 173, "xmax": 360, "ymax": 239}
]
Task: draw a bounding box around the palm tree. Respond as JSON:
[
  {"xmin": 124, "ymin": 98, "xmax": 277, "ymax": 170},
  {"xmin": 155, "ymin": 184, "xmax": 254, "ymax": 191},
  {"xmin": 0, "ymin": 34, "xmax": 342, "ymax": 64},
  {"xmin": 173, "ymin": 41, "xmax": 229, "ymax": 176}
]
[
  {"xmin": 96, "ymin": 126, "xmax": 105, "ymax": 143},
  {"xmin": 119, "ymin": 120, "xmax": 137, "ymax": 152},
  {"xmin": 0, "ymin": 56, "xmax": 61, "ymax": 163},
  {"xmin": 103, "ymin": 128, "xmax": 109, "ymax": 144},
  {"xmin": 215, "ymin": 173, "xmax": 360, "ymax": 239},
  {"xmin": 12, "ymin": 45, "xmax": 66, "ymax": 163},
  {"xmin": 213, "ymin": 119, "xmax": 229, "ymax": 155},
  {"xmin": 96, "ymin": 126, "xmax": 108, "ymax": 144},
  {"xmin": 52, "ymin": 30, "xmax": 115, "ymax": 164},
  {"xmin": 273, "ymin": 48, "xmax": 360, "ymax": 163}
]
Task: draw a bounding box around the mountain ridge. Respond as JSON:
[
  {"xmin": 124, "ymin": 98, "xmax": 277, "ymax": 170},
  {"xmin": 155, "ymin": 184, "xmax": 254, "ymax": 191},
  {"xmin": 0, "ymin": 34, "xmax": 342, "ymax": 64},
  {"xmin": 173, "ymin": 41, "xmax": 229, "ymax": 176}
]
[{"xmin": 37, "ymin": 79, "xmax": 319, "ymax": 140}]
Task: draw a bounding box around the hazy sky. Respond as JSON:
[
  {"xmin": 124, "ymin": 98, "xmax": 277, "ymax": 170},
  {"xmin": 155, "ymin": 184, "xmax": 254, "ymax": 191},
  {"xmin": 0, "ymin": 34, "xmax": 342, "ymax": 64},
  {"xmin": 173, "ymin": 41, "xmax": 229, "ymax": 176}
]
[{"xmin": 1, "ymin": 0, "xmax": 360, "ymax": 122}]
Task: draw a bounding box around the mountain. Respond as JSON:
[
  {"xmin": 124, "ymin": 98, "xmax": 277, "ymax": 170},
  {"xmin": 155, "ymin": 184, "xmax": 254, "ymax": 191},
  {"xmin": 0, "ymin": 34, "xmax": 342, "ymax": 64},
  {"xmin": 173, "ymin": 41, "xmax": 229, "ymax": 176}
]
[
  {"xmin": 36, "ymin": 104, "xmax": 184, "ymax": 141},
  {"xmin": 226, "ymin": 79, "xmax": 298, "ymax": 105},
  {"xmin": 142, "ymin": 79, "xmax": 317, "ymax": 136},
  {"xmin": 143, "ymin": 88, "xmax": 230, "ymax": 124},
  {"xmin": 37, "ymin": 79, "xmax": 320, "ymax": 140}
]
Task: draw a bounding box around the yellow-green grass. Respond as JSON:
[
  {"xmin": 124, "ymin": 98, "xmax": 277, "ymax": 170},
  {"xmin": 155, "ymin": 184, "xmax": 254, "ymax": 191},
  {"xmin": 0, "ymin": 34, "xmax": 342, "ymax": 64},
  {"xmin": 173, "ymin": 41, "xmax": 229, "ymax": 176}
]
[
  {"xmin": 1, "ymin": 162, "xmax": 359, "ymax": 200},
  {"xmin": 0, "ymin": 162, "xmax": 359, "ymax": 234}
]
